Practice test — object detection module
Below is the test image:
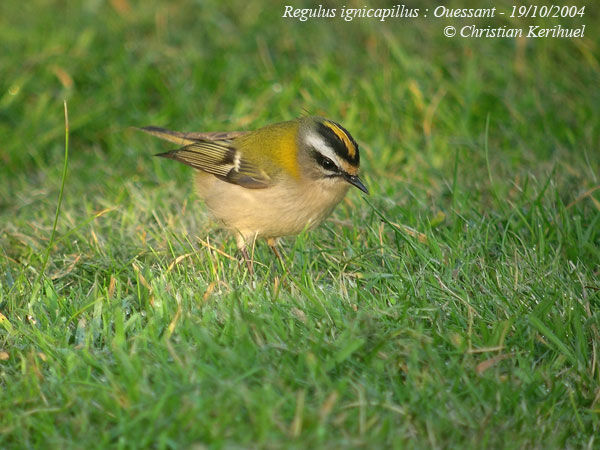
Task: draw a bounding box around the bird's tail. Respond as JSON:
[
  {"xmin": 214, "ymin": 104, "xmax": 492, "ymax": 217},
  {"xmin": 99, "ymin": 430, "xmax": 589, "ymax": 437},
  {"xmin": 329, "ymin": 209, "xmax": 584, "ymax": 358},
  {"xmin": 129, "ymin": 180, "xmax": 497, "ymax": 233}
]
[
  {"xmin": 138, "ymin": 126, "xmax": 249, "ymax": 146},
  {"xmin": 138, "ymin": 126, "xmax": 197, "ymax": 146}
]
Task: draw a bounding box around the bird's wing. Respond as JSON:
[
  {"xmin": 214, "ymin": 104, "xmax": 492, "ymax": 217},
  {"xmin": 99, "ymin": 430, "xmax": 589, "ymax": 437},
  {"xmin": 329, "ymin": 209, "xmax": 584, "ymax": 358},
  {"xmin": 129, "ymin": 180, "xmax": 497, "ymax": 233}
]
[
  {"xmin": 140, "ymin": 126, "xmax": 269, "ymax": 189},
  {"xmin": 156, "ymin": 141, "xmax": 271, "ymax": 189}
]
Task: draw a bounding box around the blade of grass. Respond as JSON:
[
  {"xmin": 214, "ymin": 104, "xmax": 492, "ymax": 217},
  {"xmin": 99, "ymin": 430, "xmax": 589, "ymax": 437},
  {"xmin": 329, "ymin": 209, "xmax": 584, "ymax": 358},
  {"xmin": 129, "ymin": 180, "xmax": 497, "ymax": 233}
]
[{"xmin": 30, "ymin": 100, "xmax": 70, "ymax": 301}]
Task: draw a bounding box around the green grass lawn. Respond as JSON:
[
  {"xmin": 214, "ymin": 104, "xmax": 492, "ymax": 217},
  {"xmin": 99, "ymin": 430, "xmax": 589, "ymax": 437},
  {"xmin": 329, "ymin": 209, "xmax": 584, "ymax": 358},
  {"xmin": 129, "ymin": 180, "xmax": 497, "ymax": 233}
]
[{"xmin": 1, "ymin": 0, "xmax": 599, "ymax": 447}]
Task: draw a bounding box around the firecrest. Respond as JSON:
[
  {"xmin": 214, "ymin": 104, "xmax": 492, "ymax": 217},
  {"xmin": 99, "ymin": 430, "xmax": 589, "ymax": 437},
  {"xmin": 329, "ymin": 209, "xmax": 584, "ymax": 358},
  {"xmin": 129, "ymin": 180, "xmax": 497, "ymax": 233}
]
[{"xmin": 140, "ymin": 116, "xmax": 368, "ymax": 259}]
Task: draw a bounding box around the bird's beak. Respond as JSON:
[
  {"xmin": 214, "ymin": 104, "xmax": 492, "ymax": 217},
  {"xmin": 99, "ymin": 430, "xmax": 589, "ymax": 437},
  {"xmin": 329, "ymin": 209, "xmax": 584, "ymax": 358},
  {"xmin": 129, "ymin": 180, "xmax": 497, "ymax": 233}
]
[{"xmin": 344, "ymin": 174, "xmax": 369, "ymax": 194}]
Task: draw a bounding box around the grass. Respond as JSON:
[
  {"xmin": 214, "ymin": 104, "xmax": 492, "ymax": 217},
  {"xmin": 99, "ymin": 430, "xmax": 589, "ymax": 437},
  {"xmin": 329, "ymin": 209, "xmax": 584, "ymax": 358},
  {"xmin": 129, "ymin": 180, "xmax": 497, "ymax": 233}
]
[{"xmin": 1, "ymin": 0, "xmax": 599, "ymax": 447}]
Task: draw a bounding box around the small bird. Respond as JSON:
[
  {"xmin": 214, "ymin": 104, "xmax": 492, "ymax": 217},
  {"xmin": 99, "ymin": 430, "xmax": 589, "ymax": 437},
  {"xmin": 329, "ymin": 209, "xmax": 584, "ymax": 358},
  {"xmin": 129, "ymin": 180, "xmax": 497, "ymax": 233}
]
[{"xmin": 140, "ymin": 116, "xmax": 368, "ymax": 265}]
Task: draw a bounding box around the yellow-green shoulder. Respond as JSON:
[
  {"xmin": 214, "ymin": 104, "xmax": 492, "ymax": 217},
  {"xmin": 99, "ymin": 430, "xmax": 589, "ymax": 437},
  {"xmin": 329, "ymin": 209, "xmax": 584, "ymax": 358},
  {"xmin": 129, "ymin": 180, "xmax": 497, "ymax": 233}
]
[{"xmin": 234, "ymin": 119, "xmax": 303, "ymax": 179}]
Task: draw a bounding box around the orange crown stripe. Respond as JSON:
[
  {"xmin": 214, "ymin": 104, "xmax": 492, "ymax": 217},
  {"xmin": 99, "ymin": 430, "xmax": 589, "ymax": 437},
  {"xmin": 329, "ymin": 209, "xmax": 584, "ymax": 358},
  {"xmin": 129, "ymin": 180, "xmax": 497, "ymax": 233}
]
[{"xmin": 324, "ymin": 120, "xmax": 356, "ymax": 158}]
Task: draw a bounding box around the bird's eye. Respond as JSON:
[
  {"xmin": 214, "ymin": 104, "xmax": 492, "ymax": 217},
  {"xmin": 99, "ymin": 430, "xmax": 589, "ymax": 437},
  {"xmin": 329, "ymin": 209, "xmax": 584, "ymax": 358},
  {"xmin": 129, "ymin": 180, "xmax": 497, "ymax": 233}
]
[
  {"xmin": 322, "ymin": 157, "xmax": 335, "ymax": 170},
  {"xmin": 314, "ymin": 151, "xmax": 338, "ymax": 172}
]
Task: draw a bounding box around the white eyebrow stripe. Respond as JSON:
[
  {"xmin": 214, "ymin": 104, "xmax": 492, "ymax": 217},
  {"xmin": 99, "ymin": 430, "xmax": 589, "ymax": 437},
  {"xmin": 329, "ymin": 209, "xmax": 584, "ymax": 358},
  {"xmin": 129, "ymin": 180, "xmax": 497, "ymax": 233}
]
[{"xmin": 305, "ymin": 132, "xmax": 342, "ymax": 168}]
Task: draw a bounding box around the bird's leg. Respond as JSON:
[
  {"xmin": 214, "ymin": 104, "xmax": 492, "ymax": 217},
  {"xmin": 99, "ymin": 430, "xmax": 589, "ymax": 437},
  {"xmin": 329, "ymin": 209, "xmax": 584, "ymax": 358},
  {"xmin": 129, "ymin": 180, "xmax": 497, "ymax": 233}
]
[
  {"xmin": 237, "ymin": 231, "xmax": 256, "ymax": 275},
  {"xmin": 267, "ymin": 237, "xmax": 284, "ymax": 264},
  {"xmin": 239, "ymin": 247, "xmax": 254, "ymax": 275}
]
